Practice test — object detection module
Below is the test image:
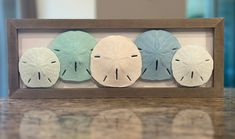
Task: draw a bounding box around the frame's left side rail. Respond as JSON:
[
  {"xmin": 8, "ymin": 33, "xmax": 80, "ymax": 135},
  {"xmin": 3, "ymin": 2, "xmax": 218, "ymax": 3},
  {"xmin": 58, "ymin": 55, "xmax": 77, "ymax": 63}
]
[{"xmin": 8, "ymin": 20, "xmax": 20, "ymax": 96}]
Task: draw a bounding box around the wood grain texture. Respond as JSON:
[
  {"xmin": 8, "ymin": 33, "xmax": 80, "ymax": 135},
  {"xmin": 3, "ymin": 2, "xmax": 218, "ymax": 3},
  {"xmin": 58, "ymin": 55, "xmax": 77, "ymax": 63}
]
[
  {"xmin": 1, "ymin": 88, "xmax": 235, "ymax": 139},
  {"xmin": 7, "ymin": 19, "xmax": 224, "ymax": 98},
  {"xmin": 10, "ymin": 18, "xmax": 221, "ymax": 29},
  {"xmin": 8, "ymin": 20, "xmax": 20, "ymax": 96}
]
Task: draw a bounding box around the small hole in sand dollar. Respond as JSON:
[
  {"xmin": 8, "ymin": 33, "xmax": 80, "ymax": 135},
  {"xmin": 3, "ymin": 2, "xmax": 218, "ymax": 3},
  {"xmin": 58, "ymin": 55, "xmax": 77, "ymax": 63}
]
[
  {"xmin": 62, "ymin": 69, "xmax": 66, "ymax": 76},
  {"xmin": 156, "ymin": 60, "xmax": 158, "ymax": 70},
  {"xmin": 38, "ymin": 72, "xmax": 41, "ymax": 80},
  {"xmin": 127, "ymin": 75, "xmax": 132, "ymax": 81},
  {"xmin": 115, "ymin": 69, "xmax": 118, "ymax": 80},
  {"xmin": 180, "ymin": 76, "xmax": 184, "ymax": 81},
  {"xmin": 131, "ymin": 55, "xmax": 138, "ymax": 57},
  {"xmin": 142, "ymin": 68, "xmax": 147, "ymax": 75},
  {"xmin": 200, "ymin": 76, "xmax": 204, "ymax": 81},
  {"xmin": 103, "ymin": 75, "xmax": 107, "ymax": 82},
  {"xmin": 54, "ymin": 49, "xmax": 60, "ymax": 52},
  {"xmin": 166, "ymin": 68, "xmax": 171, "ymax": 75},
  {"xmin": 48, "ymin": 78, "xmax": 52, "ymax": 83},
  {"xmin": 191, "ymin": 71, "xmax": 194, "ymax": 79},
  {"xmin": 86, "ymin": 69, "xmax": 91, "ymax": 75},
  {"xmin": 75, "ymin": 62, "xmax": 77, "ymax": 72}
]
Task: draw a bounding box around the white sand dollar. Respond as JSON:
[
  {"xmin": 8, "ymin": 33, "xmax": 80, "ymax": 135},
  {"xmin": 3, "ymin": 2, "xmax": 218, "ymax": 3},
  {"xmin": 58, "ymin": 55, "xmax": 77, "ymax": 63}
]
[
  {"xmin": 91, "ymin": 36, "xmax": 142, "ymax": 87},
  {"xmin": 19, "ymin": 48, "xmax": 60, "ymax": 88},
  {"xmin": 172, "ymin": 45, "xmax": 213, "ymax": 87}
]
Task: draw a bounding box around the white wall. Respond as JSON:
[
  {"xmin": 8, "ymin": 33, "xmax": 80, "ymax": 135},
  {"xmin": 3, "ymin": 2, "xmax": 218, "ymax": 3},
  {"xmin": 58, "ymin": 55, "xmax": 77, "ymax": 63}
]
[{"xmin": 36, "ymin": 0, "xmax": 96, "ymax": 19}]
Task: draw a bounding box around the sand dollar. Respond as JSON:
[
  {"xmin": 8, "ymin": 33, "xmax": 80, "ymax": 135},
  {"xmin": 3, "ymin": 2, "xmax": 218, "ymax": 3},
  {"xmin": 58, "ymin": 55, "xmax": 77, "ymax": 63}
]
[
  {"xmin": 19, "ymin": 48, "xmax": 60, "ymax": 88},
  {"xmin": 135, "ymin": 30, "xmax": 181, "ymax": 80},
  {"xmin": 91, "ymin": 36, "xmax": 142, "ymax": 87},
  {"xmin": 172, "ymin": 45, "xmax": 213, "ymax": 87},
  {"xmin": 49, "ymin": 31, "xmax": 96, "ymax": 82}
]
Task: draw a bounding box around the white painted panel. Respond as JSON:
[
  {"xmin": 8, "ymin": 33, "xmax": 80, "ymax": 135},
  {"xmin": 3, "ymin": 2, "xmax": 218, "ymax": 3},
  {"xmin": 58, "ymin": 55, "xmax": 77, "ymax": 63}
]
[{"xmin": 18, "ymin": 29, "xmax": 213, "ymax": 88}]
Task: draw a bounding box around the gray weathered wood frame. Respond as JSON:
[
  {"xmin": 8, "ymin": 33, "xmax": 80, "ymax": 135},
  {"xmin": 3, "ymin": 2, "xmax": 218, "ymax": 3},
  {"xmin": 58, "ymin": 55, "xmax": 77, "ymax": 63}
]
[{"xmin": 8, "ymin": 19, "xmax": 224, "ymax": 98}]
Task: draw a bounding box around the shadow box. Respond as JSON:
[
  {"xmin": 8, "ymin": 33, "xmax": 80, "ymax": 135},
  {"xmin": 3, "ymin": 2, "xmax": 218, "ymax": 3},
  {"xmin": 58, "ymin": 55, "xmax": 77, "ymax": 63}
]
[{"xmin": 8, "ymin": 19, "xmax": 224, "ymax": 98}]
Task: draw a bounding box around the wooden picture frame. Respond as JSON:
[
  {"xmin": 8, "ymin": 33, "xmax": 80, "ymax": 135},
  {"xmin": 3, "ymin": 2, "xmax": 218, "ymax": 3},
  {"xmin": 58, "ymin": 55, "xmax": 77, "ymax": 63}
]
[{"xmin": 8, "ymin": 19, "xmax": 224, "ymax": 98}]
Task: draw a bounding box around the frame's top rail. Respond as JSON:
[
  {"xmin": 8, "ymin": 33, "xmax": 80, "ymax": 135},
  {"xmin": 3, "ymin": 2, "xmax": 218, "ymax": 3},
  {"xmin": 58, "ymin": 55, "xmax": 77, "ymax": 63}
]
[{"xmin": 8, "ymin": 18, "xmax": 224, "ymax": 29}]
